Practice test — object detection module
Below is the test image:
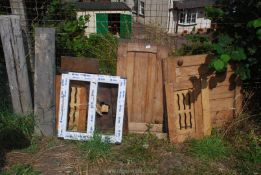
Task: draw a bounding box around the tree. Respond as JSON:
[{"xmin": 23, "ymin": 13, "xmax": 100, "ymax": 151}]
[{"xmin": 206, "ymin": 0, "xmax": 261, "ymax": 80}]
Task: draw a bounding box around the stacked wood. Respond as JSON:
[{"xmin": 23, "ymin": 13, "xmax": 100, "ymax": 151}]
[{"xmin": 0, "ymin": 15, "xmax": 32, "ymax": 115}]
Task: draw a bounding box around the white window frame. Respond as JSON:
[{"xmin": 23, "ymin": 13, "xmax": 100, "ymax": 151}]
[
  {"xmin": 58, "ymin": 72, "xmax": 127, "ymax": 144},
  {"xmin": 178, "ymin": 9, "xmax": 197, "ymax": 25}
]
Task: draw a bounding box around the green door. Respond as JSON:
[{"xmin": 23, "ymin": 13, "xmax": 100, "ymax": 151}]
[
  {"xmin": 96, "ymin": 13, "xmax": 108, "ymax": 34},
  {"xmin": 120, "ymin": 14, "xmax": 132, "ymax": 38}
]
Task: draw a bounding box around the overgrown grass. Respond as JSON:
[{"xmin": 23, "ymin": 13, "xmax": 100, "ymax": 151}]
[
  {"xmin": 78, "ymin": 132, "xmax": 111, "ymax": 161},
  {"xmin": 188, "ymin": 132, "xmax": 230, "ymax": 161},
  {"xmin": 1, "ymin": 164, "xmax": 40, "ymax": 175},
  {"xmin": 0, "ymin": 106, "xmax": 34, "ymax": 150}
]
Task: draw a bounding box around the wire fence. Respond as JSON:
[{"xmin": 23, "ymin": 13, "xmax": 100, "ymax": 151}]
[{"xmin": 0, "ymin": 0, "xmax": 260, "ymax": 111}]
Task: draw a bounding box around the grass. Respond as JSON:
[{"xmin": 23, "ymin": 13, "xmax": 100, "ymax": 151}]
[
  {"xmin": 188, "ymin": 131, "xmax": 230, "ymax": 161},
  {"xmin": 77, "ymin": 132, "xmax": 111, "ymax": 161},
  {"xmin": 0, "ymin": 106, "xmax": 34, "ymax": 150},
  {"xmin": 0, "ymin": 164, "xmax": 40, "ymax": 175}
]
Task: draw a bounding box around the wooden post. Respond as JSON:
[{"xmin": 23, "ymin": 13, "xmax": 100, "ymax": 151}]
[
  {"xmin": 34, "ymin": 28, "xmax": 55, "ymax": 136},
  {"xmin": 201, "ymin": 78, "xmax": 211, "ymax": 136},
  {"xmin": 10, "ymin": 0, "xmax": 34, "ymax": 71},
  {"xmin": 0, "ymin": 15, "xmax": 32, "ymax": 114}
]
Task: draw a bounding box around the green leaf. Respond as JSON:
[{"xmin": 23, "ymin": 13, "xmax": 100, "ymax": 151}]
[
  {"xmin": 253, "ymin": 19, "xmax": 261, "ymax": 28},
  {"xmin": 213, "ymin": 44, "xmax": 223, "ymax": 54},
  {"xmin": 236, "ymin": 66, "xmax": 251, "ymax": 80},
  {"xmin": 218, "ymin": 35, "xmax": 233, "ymax": 47},
  {"xmin": 231, "ymin": 48, "xmax": 247, "ymax": 61},
  {"xmin": 211, "ymin": 59, "xmax": 225, "ymax": 72},
  {"xmin": 220, "ymin": 54, "xmax": 231, "ymax": 63}
]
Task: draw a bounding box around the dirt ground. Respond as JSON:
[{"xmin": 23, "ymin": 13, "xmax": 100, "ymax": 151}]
[{"xmin": 1, "ymin": 135, "xmax": 250, "ymax": 175}]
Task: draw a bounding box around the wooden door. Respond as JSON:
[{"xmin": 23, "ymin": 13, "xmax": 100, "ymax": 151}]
[{"xmin": 117, "ymin": 43, "xmax": 168, "ymax": 134}]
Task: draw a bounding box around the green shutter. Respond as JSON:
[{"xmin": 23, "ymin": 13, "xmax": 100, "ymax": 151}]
[
  {"xmin": 120, "ymin": 14, "xmax": 132, "ymax": 38},
  {"xmin": 96, "ymin": 13, "xmax": 108, "ymax": 34}
]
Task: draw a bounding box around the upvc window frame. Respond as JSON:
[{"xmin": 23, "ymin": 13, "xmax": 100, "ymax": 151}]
[{"xmin": 58, "ymin": 72, "xmax": 127, "ymax": 144}]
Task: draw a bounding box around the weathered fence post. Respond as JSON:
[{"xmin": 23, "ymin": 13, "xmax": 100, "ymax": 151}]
[
  {"xmin": 34, "ymin": 28, "xmax": 56, "ymax": 136},
  {"xmin": 0, "ymin": 15, "xmax": 32, "ymax": 114}
]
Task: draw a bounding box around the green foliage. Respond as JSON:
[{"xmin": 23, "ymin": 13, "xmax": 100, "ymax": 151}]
[
  {"xmin": 175, "ymin": 34, "xmax": 213, "ymax": 56},
  {"xmin": 78, "ymin": 132, "xmax": 111, "ymax": 161},
  {"xmin": 112, "ymin": 133, "xmax": 155, "ymax": 163},
  {"xmin": 188, "ymin": 132, "xmax": 230, "ymax": 161},
  {"xmin": 1, "ymin": 164, "xmax": 40, "ymax": 175},
  {"xmin": 205, "ymin": 1, "xmax": 261, "ymax": 80},
  {"xmin": 87, "ymin": 33, "xmax": 118, "ymax": 74},
  {"xmin": 41, "ymin": 0, "xmax": 118, "ymax": 75},
  {"xmin": 0, "ymin": 108, "xmax": 34, "ymax": 150}
]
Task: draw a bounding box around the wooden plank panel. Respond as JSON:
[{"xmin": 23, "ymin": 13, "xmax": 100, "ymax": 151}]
[
  {"xmin": 211, "ymin": 110, "xmax": 234, "ymax": 127},
  {"xmin": 131, "ymin": 52, "xmax": 148, "ymax": 123},
  {"xmin": 162, "ymin": 58, "xmax": 176, "ymax": 83},
  {"xmin": 152, "ymin": 56, "xmax": 164, "ymax": 123},
  {"xmin": 193, "ymin": 83, "xmax": 204, "ymax": 139},
  {"xmin": 201, "ymin": 79, "xmax": 211, "ymax": 136},
  {"xmin": 0, "ymin": 15, "xmax": 32, "ymax": 114},
  {"xmin": 209, "ymin": 86, "xmax": 235, "ymax": 100},
  {"xmin": 170, "ymin": 54, "xmax": 210, "ymax": 67},
  {"xmin": 210, "ymin": 98, "xmax": 234, "ymax": 112},
  {"xmin": 176, "ymin": 64, "xmax": 233, "ymax": 77},
  {"xmin": 144, "ymin": 53, "xmax": 157, "ymax": 123},
  {"xmin": 55, "ymin": 75, "xmax": 61, "ymax": 130},
  {"xmin": 126, "ymin": 52, "xmax": 135, "ymax": 122},
  {"xmin": 129, "ymin": 122, "xmax": 163, "ymax": 132},
  {"xmin": 61, "ymin": 56, "xmax": 99, "ymax": 74},
  {"xmin": 34, "ymin": 28, "xmax": 56, "ymax": 136},
  {"xmin": 117, "ymin": 43, "xmax": 128, "ymax": 77},
  {"xmin": 127, "ymin": 43, "xmax": 157, "ymax": 53}
]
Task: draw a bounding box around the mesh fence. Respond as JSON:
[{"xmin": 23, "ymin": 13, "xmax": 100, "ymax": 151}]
[{"xmin": 0, "ymin": 0, "xmax": 260, "ymax": 110}]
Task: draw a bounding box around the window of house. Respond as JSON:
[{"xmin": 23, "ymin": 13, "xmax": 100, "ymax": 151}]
[
  {"xmin": 140, "ymin": 1, "xmax": 145, "ymax": 16},
  {"xmin": 179, "ymin": 9, "xmax": 197, "ymax": 25}
]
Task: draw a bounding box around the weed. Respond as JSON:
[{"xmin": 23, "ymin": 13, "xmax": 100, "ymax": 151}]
[
  {"xmin": 1, "ymin": 164, "xmax": 40, "ymax": 175},
  {"xmin": 78, "ymin": 132, "xmax": 111, "ymax": 161},
  {"xmin": 0, "ymin": 109, "xmax": 34, "ymax": 149},
  {"xmin": 188, "ymin": 132, "xmax": 230, "ymax": 161}
]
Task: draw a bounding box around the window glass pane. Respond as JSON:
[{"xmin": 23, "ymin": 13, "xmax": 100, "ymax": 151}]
[
  {"xmin": 140, "ymin": 1, "xmax": 145, "ymax": 15},
  {"xmin": 191, "ymin": 13, "xmax": 196, "ymax": 23},
  {"xmin": 179, "ymin": 12, "xmax": 185, "ymax": 23},
  {"xmin": 187, "ymin": 11, "xmax": 192, "ymax": 23}
]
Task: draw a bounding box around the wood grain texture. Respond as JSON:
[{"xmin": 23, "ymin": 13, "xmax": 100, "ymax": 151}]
[
  {"xmin": 55, "ymin": 75, "xmax": 61, "ymax": 130},
  {"xmin": 116, "ymin": 42, "xmax": 168, "ymax": 133},
  {"xmin": 0, "ymin": 15, "xmax": 32, "ymax": 114},
  {"xmin": 61, "ymin": 56, "xmax": 99, "ymax": 74},
  {"xmin": 201, "ymin": 78, "xmax": 211, "ymax": 136},
  {"xmin": 34, "ymin": 28, "xmax": 56, "ymax": 136}
]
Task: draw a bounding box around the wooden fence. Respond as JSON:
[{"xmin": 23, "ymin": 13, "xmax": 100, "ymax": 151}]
[{"xmin": 117, "ymin": 43, "xmax": 243, "ymax": 142}]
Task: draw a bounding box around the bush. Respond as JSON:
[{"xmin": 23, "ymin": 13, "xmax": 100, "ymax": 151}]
[
  {"xmin": 188, "ymin": 132, "xmax": 229, "ymax": 161},
  {"xmin": 174, "ymin": 34, "xmax": 213, "ymax": 56}
]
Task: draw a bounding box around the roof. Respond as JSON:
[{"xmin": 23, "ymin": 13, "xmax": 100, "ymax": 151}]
[
  {"xmin": 75, "ymin": 2, "xmax": 131, "ymax": 11},
  {"xmin": 173, "ymin": 0, "xmax": 215, "ymax": 9}
]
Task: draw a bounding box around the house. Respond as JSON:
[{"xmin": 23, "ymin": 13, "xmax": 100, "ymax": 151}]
[
  {"xmin": 113, "ymin": 0, "xmax": 169, "ymax": 28},
  {"xmin": 75, "ymin": 2, "xmax": 132, "ymax": 38},
  {"xmin": 168, "ymin": 0, "xmax": 215, "ymax": 34}
]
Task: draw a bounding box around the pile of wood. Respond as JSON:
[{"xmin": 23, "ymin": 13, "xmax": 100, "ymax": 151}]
[{"xmin": 117, "ymin": 43, "xmax": 242, "ymax": 143}]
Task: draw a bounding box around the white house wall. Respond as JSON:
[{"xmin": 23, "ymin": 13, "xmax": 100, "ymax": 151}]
[{"xmin": 77, "ymin": 10, "xmax": 132, "ymax": 36}]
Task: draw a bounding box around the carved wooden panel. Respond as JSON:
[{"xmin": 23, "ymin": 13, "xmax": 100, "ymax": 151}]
[{"xmin": 174, "ymin": 89, "xmax": 195, "ymax": 134}]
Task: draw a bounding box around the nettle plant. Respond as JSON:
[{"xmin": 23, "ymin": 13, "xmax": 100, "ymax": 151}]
[{"xmin": 205, "ymin": 0, "xmax": 261, "ymax": 80}]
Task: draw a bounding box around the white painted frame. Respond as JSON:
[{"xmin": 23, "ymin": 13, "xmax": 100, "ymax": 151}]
[{"xmin": 58, "ymin": 72, "xmax": 126, "ymax": 144}]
